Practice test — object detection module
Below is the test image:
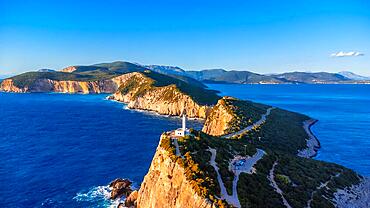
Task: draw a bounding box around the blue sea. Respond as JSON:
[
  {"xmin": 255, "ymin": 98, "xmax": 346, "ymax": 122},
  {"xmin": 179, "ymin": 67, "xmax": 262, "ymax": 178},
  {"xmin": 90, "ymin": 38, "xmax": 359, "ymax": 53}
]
[
  {"xmin": 207, "ymin": 84, "xmax": 370, "ymax": 176},
  {"xmin": 0, "ymin": 93, "xmax": 202, "ymax": 207},
  {"xmin": 0, "ymin": 84, "xmax": 369, "ymax": 207}
]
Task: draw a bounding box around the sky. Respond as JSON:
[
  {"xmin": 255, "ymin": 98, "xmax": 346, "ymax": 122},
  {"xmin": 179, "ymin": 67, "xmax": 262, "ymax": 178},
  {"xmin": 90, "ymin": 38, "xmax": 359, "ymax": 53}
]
[{"xmin": 0, "ymin": 0, "xmax": 369, "ymax": 76}]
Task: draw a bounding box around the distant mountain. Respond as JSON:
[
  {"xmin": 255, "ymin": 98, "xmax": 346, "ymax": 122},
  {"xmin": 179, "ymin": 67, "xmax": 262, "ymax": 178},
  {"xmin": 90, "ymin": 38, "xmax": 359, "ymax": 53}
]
[
  {"xmin": 269, "ymin": 72, "xmax": 350, "ymax": 84},
  {"xmin": 1, "ymin": 61, "xmax": 207, "ymax": 92},
  {"xmin": 141, "ymin": 65, "xmax": 205, "ymax": 88},
  {"xmin": 186, "ymin": 69, "xmax": 284, "ymax": 84},
  {"xmin": 144, "ymin": 65, "xmax": 186, "ymax": 76},
  {"xmin": 164, "ymin": 68, "xmax": 367, "ymax": 84},
  {"xmin": 338, "ymin": 71, "xmax": 370, "ymax": 81},
  {"xmin": 3, "ymin": 61, "xmax": 369, "ymax": 85},
  {"xmin": 0, "ymin": 74, "xmax": 13, "ymax": 80},
  {"xmin": 37, "ymin": 69, "xmax": 55, "ymax": 72}
]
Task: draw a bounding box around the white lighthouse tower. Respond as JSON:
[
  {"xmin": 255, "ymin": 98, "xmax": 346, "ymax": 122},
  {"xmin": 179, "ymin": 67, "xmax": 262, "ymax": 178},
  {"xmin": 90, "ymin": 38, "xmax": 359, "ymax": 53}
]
[
  {"xmin": 182, "ymin": 113, "xmax": 186, "ymax": 131},
  {"xmin": 175, "ymin": 111, "xmax": 190, "ymax": 137}
]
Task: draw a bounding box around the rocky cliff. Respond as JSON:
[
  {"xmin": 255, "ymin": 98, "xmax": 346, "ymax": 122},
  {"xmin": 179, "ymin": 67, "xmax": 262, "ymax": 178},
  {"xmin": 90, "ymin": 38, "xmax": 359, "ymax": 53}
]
[
  {"xmin": 0, "ymin": 73, "xmax": 137, "ymax": 94},
  {"xmin": 61, "ymin": 66, "xmax": 78, "ymax": 73},
  {"xmin": 202, "ymin": 97, "xmax": 234, "ymax": 136},
  {"xmin": 134, "ymin": 135, "xmax": 215, "ymax": 208},
  {"xmin": 0, "ymin": 79, "xmax": 24, "ymax": 93},
  {"xmin": 109, "ymin": 72, "xmax": 212, "ymax": 118},
  {"xmin": 202, "ymin": 96, "xmax": 269, "ymax": 136},
  {"xmin": 1, "ymin": 69, "xmax": 217, "ymax": 119}
]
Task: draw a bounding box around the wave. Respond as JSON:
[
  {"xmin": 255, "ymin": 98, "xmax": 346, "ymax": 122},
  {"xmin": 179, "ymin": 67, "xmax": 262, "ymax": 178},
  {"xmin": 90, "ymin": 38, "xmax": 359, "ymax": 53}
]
[{"xmin": 73, "ymin": 185, "xmax": 125, "ymax": 208}]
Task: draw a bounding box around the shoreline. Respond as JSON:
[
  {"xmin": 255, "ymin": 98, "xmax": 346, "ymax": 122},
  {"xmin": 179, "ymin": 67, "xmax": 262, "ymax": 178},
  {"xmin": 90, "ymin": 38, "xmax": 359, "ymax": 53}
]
[
  {"xmin": 334, "ymin": 177, "xmax": 370, "ymax": 208},
  {"xmin": 298, "ymin": 119, "xmax": 321, "ymax": 158},
  {"xmin": 105, "ymin": 95, "xmax": 205, "ymax": 121}
]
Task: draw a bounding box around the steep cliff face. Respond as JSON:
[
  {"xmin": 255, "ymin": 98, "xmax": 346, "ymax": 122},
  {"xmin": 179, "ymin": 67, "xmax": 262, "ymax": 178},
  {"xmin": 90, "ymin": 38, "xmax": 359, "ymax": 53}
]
[
  {"xmin": 0, "ymin": 78, "xmax": 114, "ymax": 93},
  {"xmin": 109, "ymin": 72, "xmax": 212, "ymax": 118},
  {"xmin": 0, "ymin": 73, "xmax": 136, "ymax": 94},
  {"xmin": 1, "ymin": 69, "xmax": 216, "ymax": 119},
  {"xmin": 0, "ymin": 79, "xmax": 24, "ymax": 93},
  {"xmin": 135, "ymin": 136, "xmax": 215, "ymax": 208},
  {"xmin": 61, "ymin": 66, "xmax": 78, "ymax": 73},
  {"xmin": 202, "ymin": 96, "xmax": 270, "ymax": 136},
  {"xmin": 202, "ymin": 97, "xmax": 234, "ymax": 136}
]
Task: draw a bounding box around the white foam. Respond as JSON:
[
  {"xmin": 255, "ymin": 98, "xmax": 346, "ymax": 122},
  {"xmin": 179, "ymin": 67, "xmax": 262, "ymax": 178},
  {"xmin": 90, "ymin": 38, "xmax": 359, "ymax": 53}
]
[{"xmin": 73, "ymin": 185, "xmax": 126, "ymax": 208}]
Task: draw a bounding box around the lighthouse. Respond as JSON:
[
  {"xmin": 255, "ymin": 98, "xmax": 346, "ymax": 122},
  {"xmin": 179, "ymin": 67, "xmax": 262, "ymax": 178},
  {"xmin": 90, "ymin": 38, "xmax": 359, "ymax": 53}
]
[
  {"xmin": 175, "ymin": 112, "xmax": 190, "ymax": 137},
  {"xmin": 182, "ymin": 113, "xmax": 186, "ymax": 131}
]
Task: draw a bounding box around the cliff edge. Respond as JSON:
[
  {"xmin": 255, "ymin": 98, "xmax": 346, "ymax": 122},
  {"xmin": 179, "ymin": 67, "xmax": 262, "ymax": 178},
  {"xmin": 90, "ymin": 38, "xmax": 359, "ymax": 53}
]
[{"xmin": 135, "ymin": 135, "xmax": 216, "ymax": 208}]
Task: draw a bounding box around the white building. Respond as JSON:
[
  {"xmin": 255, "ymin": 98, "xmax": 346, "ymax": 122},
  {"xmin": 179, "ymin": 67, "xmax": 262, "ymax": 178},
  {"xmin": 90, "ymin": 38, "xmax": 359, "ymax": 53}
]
[{"xmin": 174, "ymin": 113, "xmax": 190, "ymax": 137}]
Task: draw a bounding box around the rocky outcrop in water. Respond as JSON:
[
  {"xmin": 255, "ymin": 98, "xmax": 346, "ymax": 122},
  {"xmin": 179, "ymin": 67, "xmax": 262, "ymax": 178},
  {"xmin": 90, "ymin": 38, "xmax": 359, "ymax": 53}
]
[{"xmin": 109, "ymin": 178, "xmax": 133, "ymax": 200}]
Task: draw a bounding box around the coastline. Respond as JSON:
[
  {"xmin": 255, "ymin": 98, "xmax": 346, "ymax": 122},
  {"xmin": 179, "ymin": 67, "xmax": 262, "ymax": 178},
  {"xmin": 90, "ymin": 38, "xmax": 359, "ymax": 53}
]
[
  {"xmin": 298, "ymin": 119, "xmax": 321, "ymax": 158},
  {"xmin": 334, "ymin": 177, "xmax": 370, "ymax": 208},
  {"xmin": 105, "ymin": 95, "xmax": 205, "ymax": 121}
]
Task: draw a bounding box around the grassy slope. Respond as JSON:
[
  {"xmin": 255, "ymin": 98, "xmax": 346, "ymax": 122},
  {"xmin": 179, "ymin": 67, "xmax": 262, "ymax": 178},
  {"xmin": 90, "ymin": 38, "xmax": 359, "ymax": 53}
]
[
  {"xmin": 219, "ymin": 97, "xmax": 270, "ymax": 134},
  {"xmin": 228, "ymin": 100, "xmax": 360, "ymax": 207},
  {"xmin": 118, "ymin": 70, "xmax": 220, "ymax": 105},
  {"xmin": 6, "ymin": 62, "xmax": 220, "ymax": 105},
  {"xmin": 166, "ymin": 99, "xmax": 360, "ymax": 208}
]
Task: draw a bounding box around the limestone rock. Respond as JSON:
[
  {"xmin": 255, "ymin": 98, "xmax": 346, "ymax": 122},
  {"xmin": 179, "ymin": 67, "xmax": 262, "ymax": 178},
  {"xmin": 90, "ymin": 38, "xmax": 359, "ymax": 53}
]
[
  {"xmin": 110, "ymin": 73, "xmax": 212, "ymax": 119},
  {"xmin": 109, "ymin": 178, "xmax": 133, "ymax": 200},
  {"xmin": 125, "ymin": 190, "xmax": 138, "ymax": 207},
  {"xmin": 202, "ymin": 97, "xmax": 235, "ymax": 136},
  {"xmin": 135, "ymin": 135, "xmax": 215, "ymax": 208}
]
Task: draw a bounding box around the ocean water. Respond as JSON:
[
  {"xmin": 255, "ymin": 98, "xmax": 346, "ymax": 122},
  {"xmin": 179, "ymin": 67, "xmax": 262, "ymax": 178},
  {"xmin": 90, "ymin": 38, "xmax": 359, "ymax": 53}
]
[
  {"xmin": 0, "ymin": 93, "xmax": 203, "ymax": 207},
  {"xmin": 1, "ymin": 85, "xmax": 369, "ymax": 207},
  {"xmin": 207, "ymin": 84, "xmax": 370, "ymax": 177}
]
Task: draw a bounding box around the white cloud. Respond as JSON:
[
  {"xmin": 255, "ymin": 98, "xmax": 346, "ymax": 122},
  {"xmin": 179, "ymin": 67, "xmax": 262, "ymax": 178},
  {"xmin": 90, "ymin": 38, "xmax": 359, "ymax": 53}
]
[{"xmin": 330, "ymin": 51, "xmax": 364, "ymax": 57}]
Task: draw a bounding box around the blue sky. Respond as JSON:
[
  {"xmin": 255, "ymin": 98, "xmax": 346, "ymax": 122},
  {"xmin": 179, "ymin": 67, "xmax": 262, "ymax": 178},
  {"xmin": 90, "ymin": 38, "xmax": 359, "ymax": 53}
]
[{"xmin": 0, "ymin": 0, "xmax": 369, "ymax": 75}]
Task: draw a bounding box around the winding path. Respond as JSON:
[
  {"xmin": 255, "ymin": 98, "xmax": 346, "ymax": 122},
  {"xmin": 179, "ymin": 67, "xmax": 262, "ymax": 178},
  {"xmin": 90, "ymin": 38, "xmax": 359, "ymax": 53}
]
[
  {"xmin": 172, "ymin": 139, "xmax": 184, "ymax": 158},
  {"xmin": 208, "ymin": 147, "xmax": 265, "ymax": 208},
  {"xmin": 223, "ymin": 107, "xmax": 275, "ymax": 139},
  {"xmin": 268, "ymin": 161, "xmax": 292, "ymax": 208},
  {"xmin": 306, "ymin": 173, "xmax": 341, "ymax": 208}
]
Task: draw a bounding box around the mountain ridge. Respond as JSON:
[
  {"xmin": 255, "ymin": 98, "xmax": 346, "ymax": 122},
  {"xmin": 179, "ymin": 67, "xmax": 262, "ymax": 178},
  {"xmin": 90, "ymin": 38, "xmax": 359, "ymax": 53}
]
[{"xmin": 1, "ymin": 61, "xmax": 369, "ymax": 85}]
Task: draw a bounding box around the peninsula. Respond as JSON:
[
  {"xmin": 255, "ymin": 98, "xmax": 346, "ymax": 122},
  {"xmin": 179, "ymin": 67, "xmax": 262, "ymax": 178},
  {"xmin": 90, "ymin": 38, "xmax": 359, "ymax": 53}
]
[{"xmin": 1, "ymin": 61, "xmax": 369, "ymax": 208}]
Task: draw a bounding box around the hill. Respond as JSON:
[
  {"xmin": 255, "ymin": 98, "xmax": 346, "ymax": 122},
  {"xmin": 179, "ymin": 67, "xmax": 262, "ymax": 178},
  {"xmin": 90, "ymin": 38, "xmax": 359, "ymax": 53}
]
[
  {"xmin": 108, "ymin": 70, "xmax": 219, "ymax": 118},
  {"xmin": 142, "ymin": 65, "xmax": 369, "ymax": 84},
  {"xmin": 130, "ymin": 96, "xmax": 365, "ymax": 208},
  {"xmin": 0, "ymin": 62, "xmax": 220, "ymax": 117},
  {"xmin": 338, "ymin": 71, "xmax": 370, "ymax": 81},
  {"xmin": 187, "ymin": 69, "xmax": 284, "ymax": 84},
  {"xmin": 270, "ymin": 72, "xmax": 350, "ymax": 84}
]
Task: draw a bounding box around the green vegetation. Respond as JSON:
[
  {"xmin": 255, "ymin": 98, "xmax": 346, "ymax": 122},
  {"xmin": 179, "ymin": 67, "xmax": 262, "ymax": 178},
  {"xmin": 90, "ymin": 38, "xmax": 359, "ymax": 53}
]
[
  {"xmin": 118, "ymin": 70, "xmax": 220, "ymax": 105},
  {"xmin": 9, "ymin": 61, "xmax": 220, "ymax": 105},
  {"xmin": 159, "ymin": 133, "xmax": 231, "ymax": 207},
  {"xmin": 250, "ymin": 108, "xmax": 310, "ymax": 154},
  {"xmin": 178, "ymin": 130, "xmax": 257, "ymax": 198},
  {"xmin": 9, "ymin": 61, "xmax": 148, "ymax": 88},
  {"xmin": 10, "ymin": 72, "xmax": 105, "ymax": 88},
  {"xmin": 166, "ymin": 98, "xmax": 361, "ymax": 208},
  {"xmin": 220, "ymin": 97, "xmax": 270, "ymax": 134},
  {"xmin": 237, "ymin": 153, "xmax": 285, "ymax": 208},
  {"xmin": 274, "ymin": 154, "xmax": 360, "ymax": 208}
]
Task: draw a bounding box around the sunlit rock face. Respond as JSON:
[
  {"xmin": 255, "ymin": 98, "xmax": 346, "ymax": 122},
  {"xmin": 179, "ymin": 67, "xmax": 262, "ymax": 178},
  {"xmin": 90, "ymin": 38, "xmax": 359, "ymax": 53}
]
[
  {"xmin": 109, "ymin": 73, "xmax": 211, "ymax": 119},
  {"xmin": 202, "ymin": 97, "xmax": 234, "ymax": 136},
  {"xmin": 134, "ymin": 135, "xmax": 215, "ymax": 208}
]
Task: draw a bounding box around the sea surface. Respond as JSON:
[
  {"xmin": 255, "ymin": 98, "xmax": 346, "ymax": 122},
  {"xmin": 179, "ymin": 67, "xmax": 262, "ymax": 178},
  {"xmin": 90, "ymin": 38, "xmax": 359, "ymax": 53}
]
[
  {"xmin": 0, "ymin": 93, "xmax": 202, "ymax": 207},
  {"xmin": 1, "ymin": 84, "xmax": 369, "ymax": 207},
  {"xmin": 207, "ymin": 84, "xmax": 370, "ymax": 177}
]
